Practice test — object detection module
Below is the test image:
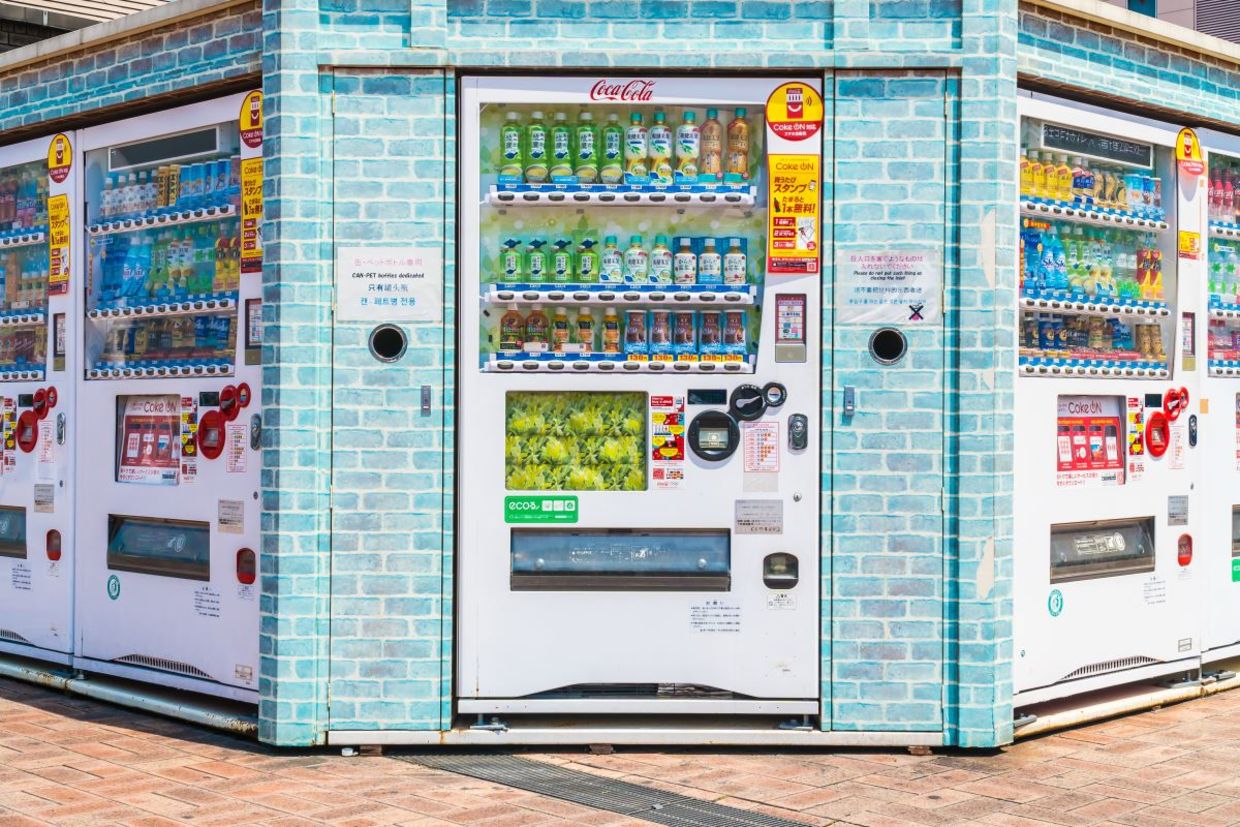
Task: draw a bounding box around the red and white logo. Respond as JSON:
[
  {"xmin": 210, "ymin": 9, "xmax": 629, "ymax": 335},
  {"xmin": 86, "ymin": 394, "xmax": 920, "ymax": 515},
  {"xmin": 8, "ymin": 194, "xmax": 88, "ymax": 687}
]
[{"xmin": 590, "ymin": 79, "xmax": 656, "ymax": 102}]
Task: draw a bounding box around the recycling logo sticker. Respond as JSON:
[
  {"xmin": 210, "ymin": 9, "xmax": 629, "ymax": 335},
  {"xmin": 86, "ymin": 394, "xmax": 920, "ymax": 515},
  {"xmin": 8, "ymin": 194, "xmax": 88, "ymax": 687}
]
[
  {"xmin": 1047, "ymin": 588, "xmax": 1064, "ymax": 617},
  {"xmin": 107, "ymin": 574, "xmax": 121, "ymax": 601}
]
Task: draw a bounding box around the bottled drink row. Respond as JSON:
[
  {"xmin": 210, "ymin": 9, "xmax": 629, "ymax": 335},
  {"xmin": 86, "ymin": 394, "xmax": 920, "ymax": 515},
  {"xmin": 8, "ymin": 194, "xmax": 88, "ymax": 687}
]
[
  {"xmin": 0, "ymin": 164, "xmax": 48, "ymax": 231},
  {"xmin": 1209, "ymin": 161, "xmax": 1240, "ymax": 225},
  {"xmin": 95, "ymin": 221, "xmax": 243, "ymax": 308},
  {"xmin": 1209, "ymin": 239, "xmax": 1240, "ymax": 306},
  {"xmin": 1021, "ymin": 220, "xmax": 1165, "ymax": 303},
  {"xmin": 97, "ymin": 155, "xmax": 241, "ymax": 221},
  {"xmin": 1020, "ymin": 150, "xmax": 1164, "ymax": 219},
  {"xmin": 497, "ymin": 234, "xmax": 749, "ymax": 286},
  {"xmin": 0, "ymin": 251, "xmax": 49, "ymax": 311},
  {"xmin": 498, "ymin": 306, "xmax": 748, "ymax": 360},
  {"xmin": 1021, "ymin": 312, "xmax": 1167, "ymax": 363},
  {"xmin": 95, "ymin": 315, "xmax": 235, "ymax": 367},
  {"xmin": 498, "ymin": 107, "xmax": 750, "ymax": 186},
  {"xmin": 1208, "ymin": 319, "xmax": 1240, "ymax": 363}
]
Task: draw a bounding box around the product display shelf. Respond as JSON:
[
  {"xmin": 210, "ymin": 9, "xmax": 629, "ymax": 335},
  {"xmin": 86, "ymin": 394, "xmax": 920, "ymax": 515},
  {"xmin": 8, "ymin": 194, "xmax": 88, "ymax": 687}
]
[
  {"xmin": 0, "ymin": 366, "xmax": 45, "ymax": 381},
  {"xmin": 87, "ymin": 359, "xmax": 234, "ymax": 380},
  {"xmin": 1209, "ymin": 361, "xmax": 1240, "ymax": 377},
  {"xmin": 1020, "ymin": 294, "xmax": 1169, "ymax": 318},
  {"xmin": 87, "ymin": 203, "xmax": 237, "ymax": 236},
  {"xmin": 1020, "ymin": 200, "xmax": 1168, "ymax": 231},
  {"xmin": 485, "ymin": 283, "xmax": 756, "ymax": 307},
  {"xmin": 0, "ymin": 308, "xmax": 45, "ymax": 326},
  {"xmin": 1210, "ymin": 221, "xmax": 1240, "ymax": 240},
  {"xmin": 486, "ymin": 352, "xmax": 753, "ymax": 373},
  {"xmin": 1208, "ymin": 302, "xmax": 1240, "ymax": 319},
  {"xmin": 87, "ymin": 292, "xmax": 238, "ymax": 321},
  {"xmin": 488, "ymin": 183, "xmax": 756, "ymax": 207},
  {"xmin": 0, "ymin": 228, "xmax": 46, "ymax": 249},
  {"xmin": 1018, "ymin": 356, "xmax": 1170, "ymax": 378}
]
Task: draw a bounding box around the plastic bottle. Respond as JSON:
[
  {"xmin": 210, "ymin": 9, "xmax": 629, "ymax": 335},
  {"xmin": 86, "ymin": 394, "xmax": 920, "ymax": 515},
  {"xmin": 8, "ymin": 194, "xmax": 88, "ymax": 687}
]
[
  {"xmin": 697, "ymin": 238, "xmax": 722, "ymax": 285},
  {"xmin": 499, "ymin": 307, "xmax": 524, "ymax": 352},
  {"xmin": 624, "ymin": 235, "xmax": 648, "ymax": 283},
  {"xmin": 574, "ymin": 112, "xmax": 599, "ymax": 183},
  {"xmin": 551, "ymin": 307, "xmax": 572, "ymax": 353},
  {"xmin": 649, "ymin": 235, "xmax": 672, "ymax": 284},
  {"xmin": 1029, "ymin": 152, "xmax": 1046, "ymax": 200},
  {"xmin": 524, "ymin": 111, "xmax": 549, "ymax": 184},
  {"xmin": 698, "ymin": 109, "xmax": 723, "ymax": 183},
  {"xmin": 551, "ymin": 238, "xmax": 575, "ymax": 283},
  {"xmin": 721, "ymin": 238, "xmax": 746, "ymax": 285},
  {"xmin": 501, "ymin": 238, "xmax": 523, "ymax": 281},
  {"xmin": 576, "ymin": 239, "xmax": 599, "ymax": 283},
  {"xmin": 499, "ymin": 111, "xmax": 525, "ymax": 181},
  {"xmin": 142, "ymin": 170, "xmax": 158, "ymax": 214},
  {"xmin": 600, "ymin": 114, "xmax": 624, "ymax": 185},
  {"xmin": 726, "ymin": 108, "xmax": 750, "ymax": 180},
  {"xmin": 675, "ymin": 111, "xmax": 701, "ymax": 181},
  {"xmin": 524, "ymin": 304, "xmax": 549, "ymax": 350},
  {"xmin": 1054, "ymin": 155, "xmax": 1072, "ymax": 203},
  {"xmin": 623, "ymin": 310, "xmax": 648, "ymax": 356},
  {"xmin": 600, "ymin": 235, "xmax": 624, "ymax": 284},
  {"xmin": 100, "ymin": 177, "xmax": 114, "ymax": 221},
  {"xmin": 525, "ymin": 239, "xmax": 548, "ymax": 283},
  {"xmin": 625, "ymin": 112, "xmax": 649, "ymax": 181},
  {"xmin": 1019, "ymin": 151, "xmax": 1032, "ymax": 199},
  {"xmin": 601, "ymin": 307, "xmax": 621, "ymax": 354},
  {"xmin": 648, "ymin": 110, "xmax": 673, "ymax": 185},
  {"xmin": 549, "ymin": 112, "xmax": 575, "ymax": 181},
  {"xmin": 673, "ymin": 237, "xmax": 697, "ymax": 285},
  {"xmin": 576, "ymin": 308, "xmax": 596, "ymax": 354}
]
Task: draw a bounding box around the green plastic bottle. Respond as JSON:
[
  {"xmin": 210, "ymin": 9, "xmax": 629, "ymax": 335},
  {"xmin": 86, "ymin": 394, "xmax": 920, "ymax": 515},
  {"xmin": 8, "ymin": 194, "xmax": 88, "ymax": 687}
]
[
  {"xmin": 600, "ymin": 114, "xmax": 624, "ymax": 185},
  {"xmin": 524, "ymin": 111, "xmax": 548, "ymax": 184},
  {"xmin": 500, "ymin": 238, "xmax": 523, "ymax": 282},
  {"xmin": 551, "ymin": 238, "xmax": 575, "ymax": 283},
  {"xmin": 549, "ymin": 112, "xmax": 574, "ymax": 181},
  {"xmin": 525, "ymin": 239, "xmax": 548, "ymax": 283},
  {"xmin": 576, "ymin": 239, "xmax": 599, "ymax": 283},
  {"xmin": 499, "ymin": 111, "xmax": 524, "ymax": 181},
  {"xmin": 574, "ymin": 112, "xmax": 600, "ymax": 183}
]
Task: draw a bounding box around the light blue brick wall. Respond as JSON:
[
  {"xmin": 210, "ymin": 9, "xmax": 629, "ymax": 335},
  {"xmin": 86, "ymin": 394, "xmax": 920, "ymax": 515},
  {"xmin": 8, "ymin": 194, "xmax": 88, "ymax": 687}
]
[{"xmin": 326, "ymin": 69, "xmax": 454, "ymax": 732}]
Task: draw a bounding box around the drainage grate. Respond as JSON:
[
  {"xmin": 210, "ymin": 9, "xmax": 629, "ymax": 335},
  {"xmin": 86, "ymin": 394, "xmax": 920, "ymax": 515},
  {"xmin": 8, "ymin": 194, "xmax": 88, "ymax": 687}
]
[{"xmin": 396, "ymin": 753, "xmax": 807, "ymax": 827}]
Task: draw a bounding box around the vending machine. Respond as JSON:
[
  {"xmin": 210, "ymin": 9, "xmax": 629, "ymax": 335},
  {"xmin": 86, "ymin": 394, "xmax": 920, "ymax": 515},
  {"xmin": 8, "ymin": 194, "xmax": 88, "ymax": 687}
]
[
  {"xmin": 1198, "ymin": 129, "xmax": 1240, "ymax": 666},
  {"xmin": 458, "ymin": 76, "xmax": 823, "ymax": 717},
  {"xmin": 1013, "ymin": 94, "xmax": 1204, "ymax": 706},
  {"xmin": 72, "ymin": 93, "xmax": 263, "ymax": 701},
  {"xmin": 0, "ymin": 133, "xmax": 77, "ymax": 665}
]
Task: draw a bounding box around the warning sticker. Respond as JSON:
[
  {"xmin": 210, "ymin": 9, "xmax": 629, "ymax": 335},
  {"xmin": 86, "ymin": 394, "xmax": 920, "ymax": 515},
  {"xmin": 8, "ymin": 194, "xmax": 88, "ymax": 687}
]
[
  {"xmin": 10, "ymin": 564, "xmax": 30, "ymax": 592},
  {"xmin": 743, "ymin": 421, "xmax": 780, "ymax": 473},
  {"xmin": 690, "ymin": 600, "xmax": 741, "ymax": 633},
  {"xmin": 767, "ymin": 592, "xmax": 796, "ymax": 611},
  {"xmin": 33, "ymin": 483, "xmax": 53, "ymax": 514},
  {"xmin": 225, "ymin": 424, "xmax": 247, "ymax": 473},
  {"xmin": 735, "ymin": 499, "xmax": 784, "ymax": 534},
  {"xmin": 218, "ymin": 499, "xmax": 244, "ymax": 534},
  {"xmin": 193, "ymin": 586, "xmax": 221, "ymax": 618}
]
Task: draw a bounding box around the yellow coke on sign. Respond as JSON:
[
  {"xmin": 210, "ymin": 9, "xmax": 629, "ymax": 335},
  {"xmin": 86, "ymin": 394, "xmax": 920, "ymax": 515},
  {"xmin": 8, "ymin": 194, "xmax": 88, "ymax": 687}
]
[
  {"xmin": 765, "ymin": 82, "xmax": 823, "ymax": 142},
  {"xmin": 47, "ymin": 133, "xmax": 71, "ymax": 184},
  {"xmin": 1176, "ymin": 127, "xmax": 1204, "ymax": 177}
]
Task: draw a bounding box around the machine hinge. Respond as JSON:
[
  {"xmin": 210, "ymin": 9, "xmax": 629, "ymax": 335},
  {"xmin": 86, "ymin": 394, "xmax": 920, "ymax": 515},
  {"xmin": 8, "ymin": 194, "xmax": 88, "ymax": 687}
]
[{"xmin": 331, "ymin": 91, "xmax": 337, "ymax": 115}]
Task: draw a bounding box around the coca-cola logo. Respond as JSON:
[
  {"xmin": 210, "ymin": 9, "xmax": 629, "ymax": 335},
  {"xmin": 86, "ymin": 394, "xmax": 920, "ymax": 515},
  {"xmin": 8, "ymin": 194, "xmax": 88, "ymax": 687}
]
[{"xmin": 589, "ymin": 79, "xmax": 655, "ymax": 102}]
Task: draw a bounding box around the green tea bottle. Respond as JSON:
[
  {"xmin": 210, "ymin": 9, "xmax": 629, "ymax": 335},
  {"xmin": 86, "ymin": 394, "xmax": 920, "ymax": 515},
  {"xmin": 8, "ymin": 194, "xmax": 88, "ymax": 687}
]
[
  {"xmin": 576, "ymin": 238, "xmax": 599, "ymax": 283},
  {"xmin": 551, "ymin": 238, "xmax": 575, "ymax": 283},
  {"xmin": 549, "ymin": 112, "xmax": 574, "ymax": 180},
  {"xmin": 525, "ymin": 239, "xmax": 548, "ymax": 283},
  {"xmin": 600, "ymin": 114, "xmax": 624, "ymax": 185},
  {"xmin": 574, "ymin": 112, "xmax": 600, "ymax": 183},
  {"xmin": 525, "ymin": 111, "xmax": 548, "ymax": 184},
  {"xmin": 499, "ymin": 111, "xmax": 524, "ymax": 180},
  {"xmin": 500, "ymin": 237, "xmax": 523, "ymax": 282}
]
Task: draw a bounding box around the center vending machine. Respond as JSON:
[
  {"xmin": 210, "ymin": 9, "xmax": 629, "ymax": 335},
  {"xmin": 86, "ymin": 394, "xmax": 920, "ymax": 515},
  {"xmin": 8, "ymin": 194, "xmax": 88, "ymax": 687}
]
[
  {"xmin": 1013, "ymin": 94, "xmax": 1203, "ymax": 706},
  {"xmin": 72, "ymin": 93, "xmax": 263, "ymax": 701},
  {"xmin": 458, "ymin": 76, "xmax": 824, "ymax": 717},
  {"xmin": 0, "ymin": 133, "xmax": 76, "ymax": 665}
]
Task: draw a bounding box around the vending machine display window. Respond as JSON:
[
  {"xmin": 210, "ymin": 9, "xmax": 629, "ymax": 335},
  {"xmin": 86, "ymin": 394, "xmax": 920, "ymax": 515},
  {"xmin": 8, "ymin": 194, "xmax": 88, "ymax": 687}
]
[
  {"xmin": 505, "ymin": 391, "xmax": 646, "ymax": 491},
  {"xmin": 115, "ymin": 395, "xmax": 181, "ymax": 485},
  {"xmin": 0, "ymin": 159, "xmax": 50, "ymax": 381},
  {"xmin": 1050, "ymin": 517, "xmax": 1157, "ymax": 583},
  {"xmin": 0, "ymin": 505, "xmax": 27, "ymax": 559},
  {"xmin": 84, "ymin": 125, "xmax": 245, "ymax": 380},
  {"xmin": 1018, "ymin": 118, "xmax": 1176, "ymax": 379},
  {"xmin": 511, "ymin": 528, "xmax": 730, "ymax": 591},
  {"xmin": 1207, "ymin": 152, "xmax": 1240, "ymax": 375},
  {"xmin": 106, "ymin": 514, "xmax": 209, "ymax": 580}
]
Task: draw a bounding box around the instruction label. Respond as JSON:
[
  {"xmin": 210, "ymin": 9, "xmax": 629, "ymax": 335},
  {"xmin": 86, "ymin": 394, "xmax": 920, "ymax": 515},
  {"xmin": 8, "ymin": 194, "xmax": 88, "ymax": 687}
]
[
  {"xmin": 33, "ymin": 484, "xmax": 53, "ymax": 514},
  {"xmin": 689, "ymin": 600, "xmax": 741, "ymax": 633},
  {"xmin": 734, "ymin": 499, "xmax": 784, "ymax": 535},
  {"xmin": 742, "ymin": 421, "xmax": 779, "ymax": 473},
  {"xmin": 838, "ymin": 249, "xmax": 941, "ymax": 324},
  {"xmin": 1168, "ymin": 495, "xmax": 1189, "ymax": 526},
  {"xmin": 10, "ymin": 564, "xmax": 30, "ymax": 592},
  {"xmin": 193, "ymin": 586, "xmax": 221, "ymax": 618},
  {"xmin": 225, "ymin": 424, "xmax": 247, "ymax": 473},
  {"xmin": 218, "ymin": 499, "xmax": 244, "ymax": 534}
]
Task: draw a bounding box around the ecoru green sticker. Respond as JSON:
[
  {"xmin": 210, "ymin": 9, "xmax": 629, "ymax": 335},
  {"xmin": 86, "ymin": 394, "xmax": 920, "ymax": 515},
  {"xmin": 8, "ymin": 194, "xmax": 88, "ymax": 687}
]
[
  {"xmin": 1231, "ymin": 559, "xmax": 1240, "ymax": 582},
  {"xmin": 504, "ymin": 495, "xmax": 578, "ymax": 524},
  {"xmin": 107, "ymin": 574, "xmax": 120, "ymax": 601},
  {"xmin": 1048, "ymin": 588, "xmax": 1064, "ymax": 617}
]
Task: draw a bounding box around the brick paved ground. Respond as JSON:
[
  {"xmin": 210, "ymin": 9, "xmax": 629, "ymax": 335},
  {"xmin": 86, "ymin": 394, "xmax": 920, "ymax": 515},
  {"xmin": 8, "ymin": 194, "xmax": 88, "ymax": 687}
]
[{"xmin": 4, "ymin": 678, "xmax": 1240, "ymax": 826}]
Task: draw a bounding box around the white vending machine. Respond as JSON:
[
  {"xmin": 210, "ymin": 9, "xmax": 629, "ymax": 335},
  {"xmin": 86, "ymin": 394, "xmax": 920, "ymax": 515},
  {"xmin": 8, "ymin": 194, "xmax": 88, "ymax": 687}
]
[
  {"xmin": 1198, "ymin": 129, "xmax": 1240, "ymax": 665},
  {"xmin": 458, "ymin": 75, "xmax": 823, "ymax": 717},
  {"xmin": 72, "ymin": 93, "xmax": 263, "ymax": 701},
  {"xmin": 1013, "ymin": 94, "xmax": 1204, "ymax": 706},
  {"xmin": 0, "ymin": 132, "xmax": 78, "ymax": 665}
]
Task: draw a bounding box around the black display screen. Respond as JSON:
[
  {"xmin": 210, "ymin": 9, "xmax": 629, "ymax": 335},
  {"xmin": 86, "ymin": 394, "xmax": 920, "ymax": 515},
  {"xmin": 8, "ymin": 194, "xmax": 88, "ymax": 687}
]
[{"xmin": 688, "ymin": 389, "xmax": 726, "ymax": 405}]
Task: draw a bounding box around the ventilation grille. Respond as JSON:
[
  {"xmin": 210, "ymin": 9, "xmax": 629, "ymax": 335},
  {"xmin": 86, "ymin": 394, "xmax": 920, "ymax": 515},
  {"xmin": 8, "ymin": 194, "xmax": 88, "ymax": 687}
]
[
  {"xmin": 1063, "ymin": 655, "xmax": 1158, "ymax": 681},
  {"xmin": 1198, "ymin": 0, "xmax": 1240, "ymax": 43},
  {"xmin": 113, "ymin": 654, "xmax": 211, "ymax": 679},
  {"xmin": 531, "ymin": 683, "xmax": 739, "ymax": 700},
  {"xmin": 0, "ymin": 628, "xmax": 31, "ymax": 644}
]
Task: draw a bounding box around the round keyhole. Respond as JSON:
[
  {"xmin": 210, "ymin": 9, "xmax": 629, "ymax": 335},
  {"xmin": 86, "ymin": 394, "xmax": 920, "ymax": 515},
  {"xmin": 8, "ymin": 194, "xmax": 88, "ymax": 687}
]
[
  {"xmin": 868, "ymin": 328, "xmax": 908, "ymax": 365},
  {"xmin": 368, "ymin": 324, "xmax": 408, "ymax": 363}
]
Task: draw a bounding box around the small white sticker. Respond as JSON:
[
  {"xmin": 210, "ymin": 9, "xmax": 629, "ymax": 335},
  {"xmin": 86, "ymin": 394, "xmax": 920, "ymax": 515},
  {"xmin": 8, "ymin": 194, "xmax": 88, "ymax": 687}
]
[
  {"xmin": 689, "ymin": 600, "xmax": 741, "ymax": 633},
  {"xmin": 33, "ymin": 483, "xmax": 54, "ymax": 514},
  {"xmin": 735, "ymin": 499, "xmax": 784, "ymax": 535},
  {"xmin": 218, "ymin": 499, "xmax": 244, "ymax": 534},
  {"xmin": 11, "ymin": 564, "xmax": 31, "ymax": 591},
  {"xmin": 1168, "ymin": 495, "xmax": 1189, "ymax": 526},
  {"xmin": 1143, "ymin": 575, "xmax": 1168, "ymax": 606},
  {"xmin": 193, "ymin": 586, "xmax": 221, "ymax": 618},
  {"xmin": 36, "ymin": 420, "xmax": 54, "ymax": 482},
  {"xmin": 237, "ymin": 584, "xmax": 255, "ymax": 602},
  {"xmin": 47, "ymin": 561, "xmax": 60, "ymax": 579},
  {"xmin": 767, "ymin": 592, "xmax": 796, "ymax": 611},
  {"xmin": 225, "ymin": 424, "xmax": 248, "ymax": 473},
  {"xmin": 235, "ymin": 664, "xmax": 254, "ymax": 683}
]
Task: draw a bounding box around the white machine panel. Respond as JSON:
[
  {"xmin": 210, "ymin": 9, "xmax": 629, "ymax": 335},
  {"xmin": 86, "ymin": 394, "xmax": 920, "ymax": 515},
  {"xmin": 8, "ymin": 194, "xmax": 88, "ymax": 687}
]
[
  {"xmin": 1014, "ymin": 95, "xmax": 1203, "ymax": 705},
  {"xmin": 73, "ymin": 94, "xmax": 263, "ymax": 701},
  {"xmin": 1199, "ymin": 128, "xmax": 1240, "ymax": 662},
  {"xmin": 0, "ymin": 133, "xmax": 78, "ymax": 664},
  {"xmin": 458, "ymin": 76, "xmax": 822, "ymax": 712}
]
